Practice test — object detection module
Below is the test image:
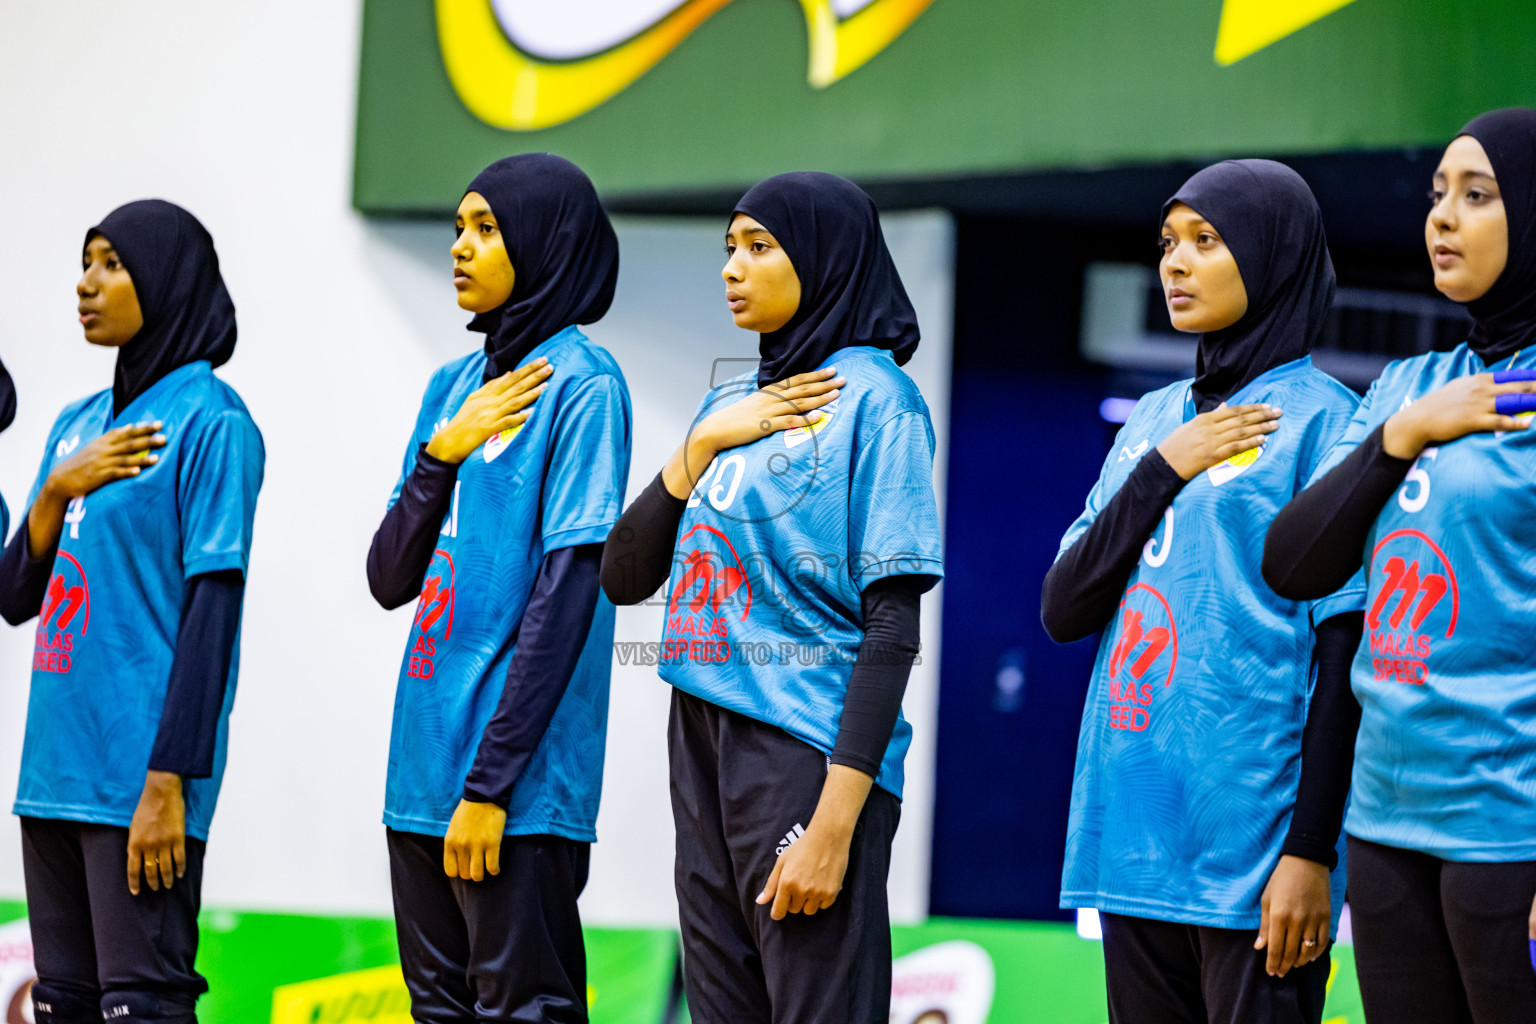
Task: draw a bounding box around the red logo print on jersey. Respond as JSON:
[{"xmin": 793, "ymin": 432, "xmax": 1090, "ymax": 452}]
[
  {"xmin": 1367, "ymin": 529, "xmax": 1459, "ymax": 685},
  {"xmin": 34, "ymin": 552, "xmax": 90, "ymax": 674},
  {"xmin": 408, "ymin": 549, "xmax": 455, "ymax": 680},
  {"xmin": 663, "ymin": 525, "xmax": 752, "ymax": 664},
  {"xmin": 1105, "ymin": 583, "xmax": 1178, "ymax": 732}
]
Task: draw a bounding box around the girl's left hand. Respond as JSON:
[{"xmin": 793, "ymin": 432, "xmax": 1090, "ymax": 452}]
[
  {"xmin": 126, "ymin": 770, "xmax": 185, "ymax": 895},
  {"xmin": 443, "ymin": 799, "xmax": 507, "ymax": 882},
  {"xmin": 1255, "ymin": 854, "xmax": 1331, "ymax": 977},
  {"xmin": 756, "ymin": 820, "xmax": 851, "ymax": 920}
]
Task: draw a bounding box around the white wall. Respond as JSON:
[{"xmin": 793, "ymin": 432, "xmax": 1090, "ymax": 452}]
[{"xmin": 0, "ymin": 3, "xmax": 951, "ymax": 925}]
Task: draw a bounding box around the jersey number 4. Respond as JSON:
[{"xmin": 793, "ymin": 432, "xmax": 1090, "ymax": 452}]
[{"xmin": 63, "ymin": 497, "xmax": 86, "ymax": 540}]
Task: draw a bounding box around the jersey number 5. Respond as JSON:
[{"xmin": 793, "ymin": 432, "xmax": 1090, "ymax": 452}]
[{"xmin": 1397, "ymin": 447, "xmax": 1438, "ymax": 514}]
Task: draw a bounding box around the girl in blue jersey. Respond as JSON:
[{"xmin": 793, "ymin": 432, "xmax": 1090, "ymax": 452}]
[
  {"xmin": 601, "ymin": 172, "xmax": 944, "ymax": 1023},
  {"xmin": 366, "ymin": 153, "xmax": 631, "ymax": 1024},
  {"xmin": 1266, "ymin": 109, "xmax": 1536, "ymax": 1023},
  {"xmin": 0, "ymin": 200, "xmax": 264, "ymax": 1024},
  {"xmin": 1042, "ymin": 161, "xmax": 1365, "ymax": 1024}
]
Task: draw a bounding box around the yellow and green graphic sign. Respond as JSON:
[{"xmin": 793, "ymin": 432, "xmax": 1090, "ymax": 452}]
[
  {"xmin": 436, "ymin": 0, "xmax": 1372, "ymax": 132},
  {"xmin": 271, "ymin": 965, "xmax": 413, "ymax": 1024},
  {"xmin": 1213, "ymin": 0, "xmax": 1359, "ymax": 64},
  {"xmin": 438, "ymin": 0, "xmax": 938, "ymax": 130},
  {"xmin": 0, "ymin": 903, "xmax": 1370, "ymax": 1023},
  {"xmin": 361, "ymin": 0, "xmax": 1536, "ymax": 212}
]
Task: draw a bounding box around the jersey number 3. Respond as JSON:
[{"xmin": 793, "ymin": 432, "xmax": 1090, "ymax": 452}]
[{"xmin": 1141, "ymin": 509, "xmax": 1174, "ymax": 568}]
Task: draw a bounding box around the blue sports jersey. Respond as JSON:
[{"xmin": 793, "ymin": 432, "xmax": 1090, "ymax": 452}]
[
  {"xmin": 1059, "ymin": 357, "xmax": 1363, "ymax": 930},
  {"xmin": 1309, "ymin": 343, "xmax": 1536, "ymax": 861},
  {"xmin": 384, "ymin": 326, "xmax": 631, "ymax": 840},
  {"xmin": 656, "ymin": 346, "xmax": 944, "ymax": 799},
  {"xmin": 14, "ymin": 361, "xmax": 263, "ymax": 841}
]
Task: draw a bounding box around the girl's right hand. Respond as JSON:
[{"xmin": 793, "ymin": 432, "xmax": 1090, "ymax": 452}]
[
  {"xmin": 663, "ymin": 368, "xmax": 843, "ymax": 499},
  {"xmin": 694, "ymin": 368, "xmax": 844, "ymax": 454},
  {"xmin": 43, "ymin": 421, "xmax": 166, "ymax": 502},
  {"xmin": 426, "ymin": 358, "xmax": 553, "ymax": 464},
  {"xmin": 1156, "ymin": 402, "xmax": 1282, "ymax": 480},
  {"xmin": 1383, "ymin": 371, "xmax": 1536, "ymax": 459}
]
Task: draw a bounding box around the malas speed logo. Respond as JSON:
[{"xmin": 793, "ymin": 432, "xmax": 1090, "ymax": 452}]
[
  {"xmin": 408, "ymin": 549, "xmax": 456, "ymax": 679},
  {"xmin": 34, "ymin": 552, "xmax": 90, "ymax": 674},
  {"xmin": 663, "ymin": 524, "xmax": 752, "ymax": 664},
  {"xmin": 1366, "ymin": 528, "xmax": 1459, "ymax": 686},
  {"xmin": 1104, "ymin": 583, "xmax": 1178, "ymax": 732}
]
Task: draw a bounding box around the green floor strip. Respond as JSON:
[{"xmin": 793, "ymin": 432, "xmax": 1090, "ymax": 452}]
[{"xmin": 0, "ymin": 901, "xmax": 1366, "ymax": 1022}]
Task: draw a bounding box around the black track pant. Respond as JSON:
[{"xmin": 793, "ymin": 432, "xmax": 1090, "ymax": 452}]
[
  {"xmin": 1347, "ymin": 835, "xmax": 1536, "ymax": 1023},
  {"xmin": 1099, "ymin": 911, "xmax": 1330, "ymax": 1024},
  {"xmin": 20, "ymin": 817, "xmax": 207, "ymax": 1024},
  {"xmin": 668, "ymin": 689, "xmax": 901, "ymax": 1024},
  {"xmin": 386, "ymin": 828, "xmax": 590, "ymax": 1023}
]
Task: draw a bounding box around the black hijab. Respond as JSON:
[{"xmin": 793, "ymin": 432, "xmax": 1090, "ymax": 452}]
[
  {"xmin": 0, "ymin": 359, "xmax": 14, "ymax": 435},
  {"xmin": 732, "ymin": 172, "xmax": 920, "ymax": 388},
  {"xmin": 87, "ymin": 200, "xmax": 236, "ymax": 418},
  {"xmin": 1457, "ymin": 108, "xmax": 1536, "ymax": 366},
  {"xmin": 1162, "ymin": 160, "xmax": 1335, "ymax": 413},
  {"xmin": 463, "ymin": 154, "xmax": 619, "ymax": 380}
]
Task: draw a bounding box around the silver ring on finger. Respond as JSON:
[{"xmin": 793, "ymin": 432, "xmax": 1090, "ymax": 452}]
[{"xmin": 1302, "ymin": 938, "xmax": 1317, "ymax": 948}]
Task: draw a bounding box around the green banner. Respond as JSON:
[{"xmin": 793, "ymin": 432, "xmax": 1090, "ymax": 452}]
[
  {"xmin": 0, "ymin": 902, "xmax": 1367, "ymax": 1022},
  {"xmin": 886, "ymin": 919, "xmax": 1363, "ymax": 1024},
  {"xmin": 355, "ymin": 0, "xmax": 1536, "ymax": 214},
  {"xmin": 0, "ymin": 902, "xmax": 679, "ymax": 1024}
]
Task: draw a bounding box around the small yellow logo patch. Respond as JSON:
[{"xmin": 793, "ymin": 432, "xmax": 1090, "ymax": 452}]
[
  {"xmin": 484, "ymin": 424, "xmax": 524, "ymax": 463},
  {"xmin": 784, "ymin": 401, "xmax": 839, "ymax": 449},
  {"xmin": 1206, "ymin": 442, "xmax": 1265, "ymax": 486}
]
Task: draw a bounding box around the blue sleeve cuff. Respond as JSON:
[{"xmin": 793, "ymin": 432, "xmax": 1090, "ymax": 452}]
[
  {"xmin": 543, "ymin": 521, "xmax": 616, "ymax": 557},
  {"xmin": 1311, "ymin": 584, "xmax": 1367, "ymax": 625},
  {"xmin": 182, "ymin": 550, "xmax": 248, "ymax": 580},
  {"xmin": 852, "ymin": 556, "xmax": 945, "ymax": 592}
]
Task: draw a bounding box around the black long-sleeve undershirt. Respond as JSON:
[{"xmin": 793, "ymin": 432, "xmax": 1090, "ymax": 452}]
[
  {"xmin": 462, "ymin": 543, "xmax": 603, "ymax": 807},
  {"xmin": 1040, "ymin": 448, "xmax": 1187, "ymax": 643},
  {"xmin": 1281, "ymin": 611, "xmax": 1363, "ymax": 870},
  {"xmin": 600, "ymin": 471, "xmax": 929, "ymax": 776},
  {"xmin": 1256, "ymin": 428, "xmax": 1413, "ymax": 869},
  {"xmin": 599, "ymin": 471, "xmax": 682, "ymax": 606},
  {"xmin": 0, "ymin": 518, "xmax": 54, "ymax": 627},
  {"xmin": 150, "ymin": 569, "xmax": 245, "ymax": 778},
  {"xmin": 0, "ymin": 514, "xmax": 244, "ymax": 778},
  {"xmin": 1263, "ymin": 423, "xmax": 1413, "ymax": 602},
  {"xmin": 831, "ymin": 575, "xmax": 927, "ymax": 777},
  {"xmin": 366, "ymin": 443, "xmax": 605, "ymax": 808},
  {"xmin": 366, "ymin": 445, "xmax": 460, "ymax": 609}
]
